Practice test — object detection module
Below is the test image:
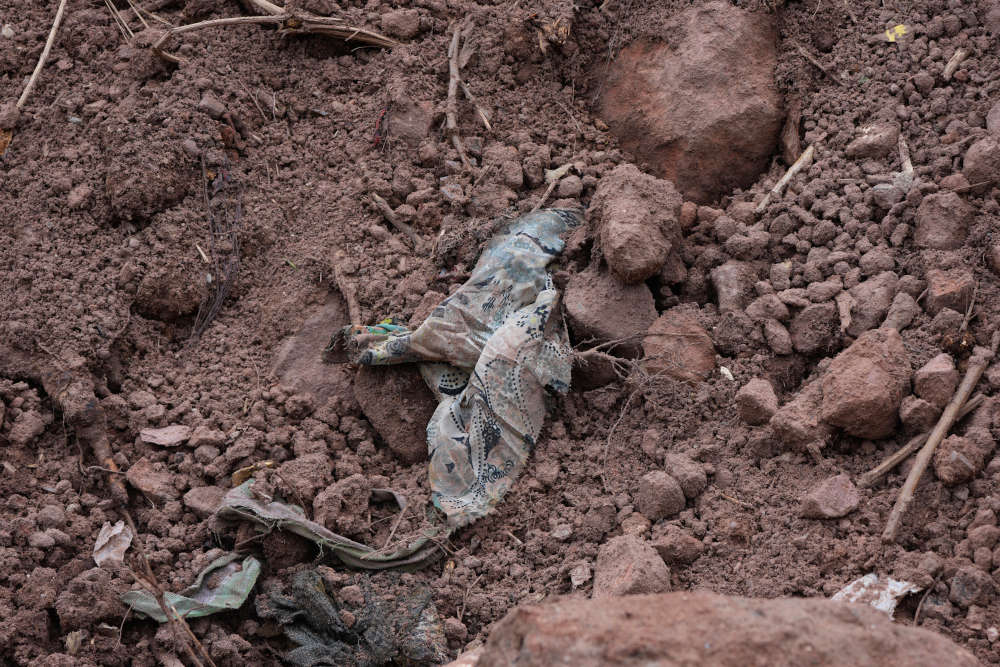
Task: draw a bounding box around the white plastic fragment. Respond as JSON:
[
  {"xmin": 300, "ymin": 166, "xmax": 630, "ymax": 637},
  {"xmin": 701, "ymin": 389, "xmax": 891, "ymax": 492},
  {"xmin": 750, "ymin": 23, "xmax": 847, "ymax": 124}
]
[
  {"xmin": 719, "ymin": 366, "xmax": 734, "ymax": 381},
  {"xmin": 831, "ymin": 573, "xmax": 921, "ymax": 618}
]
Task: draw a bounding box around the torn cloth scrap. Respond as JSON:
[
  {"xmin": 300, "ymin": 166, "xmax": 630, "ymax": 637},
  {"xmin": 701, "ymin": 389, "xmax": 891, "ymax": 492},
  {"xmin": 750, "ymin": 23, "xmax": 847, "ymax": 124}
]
[{"xmin": 340, "ymin": 209, "xmax": 580, "ymax": 528}]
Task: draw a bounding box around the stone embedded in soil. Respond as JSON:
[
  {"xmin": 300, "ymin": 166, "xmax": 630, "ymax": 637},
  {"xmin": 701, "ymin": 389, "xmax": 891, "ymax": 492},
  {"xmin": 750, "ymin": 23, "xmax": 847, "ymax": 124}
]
[
  {"xmin": 387, "ymin": 97, "xmax": 434, "ymax": 145},
  {"xmin": 914, "ymin": 192, "xmax": 973, "ymax": 250},
  {"xmin": 663, "ymin": 453, "xmax": 708, "ymax": 499},
  {"xmin": 353, "ymin": 364, "xmax": 437, "ymax": 464},
  {"xmin": 924, "ymin": 268, "xmax": 974, "ymax": 316},
  {"xmin": 845, "ymin": 122, "xmax": 900, "ymax": 159},
  {"xmin": 820, "ymin": 328, "xmax": 910, "ymax": 439},
  {"xmin": 641, "ymin": 307, "xmax": 716, "ymax": 383},
  {"xmin": 475, "ymin": 591, "xmax": 980, "ymax": 667},
  {"xmin": 745, "ymin": 294, "xmax": 789, "ymax": 322},
  {"xmin": 635, "ymin": 471, "xmax": 686, "ymax": 521},
  {"xmin": 8, "ymin": 409, "xmax": 45, "ymax": 446},
  {"xmin": 126, "ymin": 456, "xmax": 179, "ymax": 502},
  {"xmin": 847, "ymin": 271, "xmax": 897, "ymax": 337},
  {"xmin": 789, "ymin": 301, "xmax": 841, "ymax": 355},
  {"xmin": 770, "ymin": 379, "xmax": 832, "ymax": 449},
  {"xmin": 899, "ymin": 395, "xmax": 941, "ymax": 433},
  {"xmin": 197, "ymin": 92, "xmax": 226, "ymax": 119},
  {"xmin": 179, "ymin": 484, "xmax": 225, "ymax": 518},
  {"xmin": 800, "ymin": 474, "xmax": 860, "ymax": 519},
  {"xmin": 597, "ymin": 2, "xmax": 782, "ymax": 203},
  {"xmin": 588, "ymin": 163, "xmax": 683, "ymax": 284},
  {"xmin": 711, "ymin": 260, "xmax": 756, "ymax": 314},
  {"xmin": 736, "ymin": 378, "xmax": 778, "ymax": 425},
  {"xmin": 277, "ymin": 453, "xmax": 332, "ymax": 499},
  {"xmin": 949, "ymin": 566, "xmax": 996, "ymax": 608},
  {"xmin": 883, "ymin": 291, "xmax": 919, "ymax": 332},
  {"xmin": 272, "ymin": 297, "xmax": 354, "ymax": 404},
  {"xmin": 763, "ymin": 318, "xmax": 794, "ymax": 355},
  {"xmin": 963, "ymin": 135, "xmax": 1000, "ymax": 189},
  {"xmin": 56, "ymin": 568, "xmax": 125, "ymax": 631},
  {"xmin": 933, "ymin": 435, "xmax": 990, "ymax": 486},
  {"xmin": 380, "ymin": 8, "xmax": 421, "ymax": 39},
  {"xmin": 564, "ymin": 264, "xmax": 657, "ymax": 357},
  {"xmin": 188, "ymin": 424, "xmax": 226, "ymax": 448},
  {"xmin": 139, "ymin": 424, "xmax": 191, "ymax": 447},
  {"xmin": 592, "ymin": 535, "xmax": 671, "ymax": 599},
  {"xmin": 914, "ymin": 353, "xmax": 959, "ymax": 409},
  {"xmin": 651, "ymin": 525, "xmax": 704, "ymax": 565}
]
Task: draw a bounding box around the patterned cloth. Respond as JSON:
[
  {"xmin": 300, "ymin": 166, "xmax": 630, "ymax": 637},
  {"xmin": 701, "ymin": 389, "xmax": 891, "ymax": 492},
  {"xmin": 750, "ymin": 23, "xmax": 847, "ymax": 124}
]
[{"xmin": 339, "ymin": 209, "xmax": 580, "ymax": 527}]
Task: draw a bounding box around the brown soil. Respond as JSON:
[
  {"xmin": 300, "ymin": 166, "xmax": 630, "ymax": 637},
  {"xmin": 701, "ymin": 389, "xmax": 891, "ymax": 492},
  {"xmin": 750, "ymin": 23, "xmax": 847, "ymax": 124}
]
[{"xmin": 2, "ymin": 0, "xmax": 1000, "ymax": 665}]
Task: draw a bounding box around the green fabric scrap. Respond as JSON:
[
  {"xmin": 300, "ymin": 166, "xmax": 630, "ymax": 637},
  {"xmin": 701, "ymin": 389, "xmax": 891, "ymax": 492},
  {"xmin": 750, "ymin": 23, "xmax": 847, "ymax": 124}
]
[{"xmin": 121, "ymin": 553, "xmax": 261, "ymax": 622}]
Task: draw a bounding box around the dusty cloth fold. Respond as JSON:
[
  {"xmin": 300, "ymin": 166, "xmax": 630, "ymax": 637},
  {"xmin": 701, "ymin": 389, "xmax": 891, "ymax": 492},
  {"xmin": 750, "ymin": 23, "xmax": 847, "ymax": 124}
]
[{"xmin": 337, "ymin": 209, "xmax": 580, "ymax": 528}]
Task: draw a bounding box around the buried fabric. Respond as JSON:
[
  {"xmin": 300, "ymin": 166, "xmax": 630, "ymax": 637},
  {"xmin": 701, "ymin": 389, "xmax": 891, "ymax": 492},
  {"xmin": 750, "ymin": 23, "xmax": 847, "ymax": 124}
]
[{"xmin": 337, "ymin": 209, "xmax": 580, "ymax": 528}]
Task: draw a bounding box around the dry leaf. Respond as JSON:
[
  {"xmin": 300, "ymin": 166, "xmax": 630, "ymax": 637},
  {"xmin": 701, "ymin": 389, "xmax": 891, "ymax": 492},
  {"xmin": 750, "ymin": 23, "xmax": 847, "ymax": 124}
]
[
  {"xmin": 93, "ymin": 520, "xmax": 133, "ymax": 567},
  {"xmin": 0, "ymin": 129, "xmax": 11, "ymax": 156}
]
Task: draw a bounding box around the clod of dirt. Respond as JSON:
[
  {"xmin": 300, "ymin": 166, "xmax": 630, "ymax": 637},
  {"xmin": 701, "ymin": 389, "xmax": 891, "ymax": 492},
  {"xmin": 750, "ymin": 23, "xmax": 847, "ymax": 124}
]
[
  {"xmin": 564, "ymin": 264, "xmax": 657, "ymax": 356},
  {"xmin": 105, "ymin": 141, "xmax": 194, "ymax": 223},
  {"xmin": 933, "ymin": 433, "xmax": 992, "ymax": 486},
  {"xmin": 272, "ymin": 298, "xmax": 353, "ymax": 405},
  {"xmin": 597, "ymin": 2, "xmax": 782, "ymax": 203},
  {"xmin": 915, "ymin": 192, "xmax": 973, "ymax": 250},
  {"xmin": 844, "ymin": 122, "xmax": 900, "ymax": 159},
  {"xmin": 962, "ymin": 135, "xmax": 1000, "ymax": 189},
  {"xmin": 592, "ymin": 535, "xmax": 671, "ymax": 599},
  {"xmin": 651, "ymin": 526, "xmax": 704, "ymax": 566},
  {"xmin": 899, "ymin": 395, "xmax": 941, "ymax": 433},
  {"xmin": 736, "ymin": 378, "xmax": 778, "ymax": 426},
  {"xmin": 820, "ymin": 328, "xmax": 911, "ymax": 439},
  {"xmin": 635, "ymin": 471, "xmax": 685, "ymax": 521},
  {"xmin": 800, "ymin": 474, "xmax": 860, "ymax": 519},
  {"xmin": 847, "ymin": 271, "xmax": 898, "ymax": 337},
  {"xmin": 133, "ymin": 264, "xmax": 207, "ymax": 322},
  {"xmin": 949, "ymin": 566, "xmax": 996, "ymax": 609},
  {"xmin": 276, "ymin": 453, "xmax": 332, "ymax": 499},
  {"xmin": 126, "ymin": 456, "xmax": 180, "ymax": 502},
  {"xmin": 914, "ymin": 353, "xmax": 960, "ymax": 409},
  {"xmin": 642, "ymin": 308, "xmax": 715, "ymax": 384},
  {"xmin": 313, "ymin": 473, "xmax": 372, "ymax": 536},
  {"xmin": 924, "ymin": 268, "xmax": 975, "ymax": 316},
  {"xmin": 353, "ymin": 364, "xmax": 437, "ymax": 464},
  {"xmin": 183, "ymin": 485, "xmax": 227, "ymax": 518},
  {"xmin": 387, "ymin": 97, "xmax": 434, "ymax": 146},
  {"xmin": 789, "ymin": 302, "xmax": 841, "ymax": 355},
  {"xmin": 55, "ymin": 568, "xmax": 126, "ymax": 631},
  {"xmin": 587, "ymin": 163, "xmax": 683, "ymax": 284},
  {"xmin": 710, "ymin": 260, "xmax": 756, "ymax": 314},
  {"xmin": 770, "ymin": 378, "xmax": 832, "ymax": 450},
  {"xmin": 476, "ymin": 592, "xmax": 980, "ymax": 667},
  {"xmin": 663, "ymin": 453, "xmax": 707, "ymax": 499}
]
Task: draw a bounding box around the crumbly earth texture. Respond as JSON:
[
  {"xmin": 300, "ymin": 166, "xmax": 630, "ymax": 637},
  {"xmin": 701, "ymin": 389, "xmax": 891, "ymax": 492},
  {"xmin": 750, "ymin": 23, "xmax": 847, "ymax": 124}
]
[{"xmin": 2, "ymin": 0, "xmax": 1000, "ymax": 665}]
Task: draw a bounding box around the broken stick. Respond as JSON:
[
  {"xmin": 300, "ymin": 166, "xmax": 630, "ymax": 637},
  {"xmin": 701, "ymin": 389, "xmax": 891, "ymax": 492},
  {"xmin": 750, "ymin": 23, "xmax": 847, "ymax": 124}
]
[
  {"xmin": 882, "ymin": 333, "xmax": 999, "ymax": 542},
  {"xmin": 16, "ymin": 0, "xmax": 68, "ymax": 110},
  {"xmin": 858, "ymin": 393, "xmax": 983, "ymax": 488},
  {"xmin": 793, "ymin": 42, "xmax": 844, "ymax": 87},
  {"xmin": 370, "ymin": 192, "xmax": 421, "ymax": 249},
  {"xmin": 943, "ymin": 47, "xmax": 969, "ymax": 81},
  {"xmin": 755, "ymin": 143, "xmax": 815, "ymax": 213},
  {"xmin": 447, "ymin": 20, "xmax": 474, "ymax": 171}
]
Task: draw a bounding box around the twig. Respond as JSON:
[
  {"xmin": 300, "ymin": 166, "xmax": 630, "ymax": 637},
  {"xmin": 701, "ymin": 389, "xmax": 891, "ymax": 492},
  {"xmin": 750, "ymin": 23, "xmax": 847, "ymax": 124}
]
[
  {"xmin": 952, "ymin": 179, "xmax": 996, "ymax": 194},
  {"xmin": 960, "ymin": 283, "xmax": 977, "ymax": 333},
  {"xmin": 942, "ymin": 48, "xmax": 969, "ymax": 81},
  {"xmin": 793, "ymin": 41, "xmax": 844, "ymax": 87},
  {"xmin": 882, "ymin": 333, "xmax": 999, "ymax": 542},
  {"xmin": 755, "ymin": 144, "xmax": 816, "ymax": 213},
  {"xmin": 913, "ymin": 575, "xmax": 940, "ymax": 626},
  {"xmin": 370, "ymin": 192, "xmax": 421, "ymax": 249},
  {"xmin": 446, "ymin": 20, "xmax": 473, "ymax": 171},
  {"xmin": 530, "ymin": 161, "xmax": 573, "ymax": 212},
  {"xmin": 457, "ymin": 574, "xmax": 483, "ymax": 623},
  {"xmin": 16, "ymin": 0, "xmax": 69, "ymax": 109},
  {"xmin": 858, "ymin": 393, "xmax": 983, "ymax": 488},
  {"xmin": 459, "ymin": 80, "xmax": 492, "ymax": 132},
  {"xmin": 333, "ymin": 251, "xmax": 362, "ymax": 324}
]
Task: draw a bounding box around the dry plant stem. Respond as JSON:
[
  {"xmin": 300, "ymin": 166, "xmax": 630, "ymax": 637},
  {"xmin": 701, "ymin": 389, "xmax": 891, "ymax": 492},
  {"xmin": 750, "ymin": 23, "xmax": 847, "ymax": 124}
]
[
  {"xmin": 459, "ymin": 80, "xmax": 492, "ymax": 132},
  {"xmin": 333, "ymin": 252, "xmax": 362, "ymax": 324},
  {"xmin": 858, "ymin": 393, "xmax": 983, "ymax": 488},
  {"xmin": 755, "ymin": 144, "xmax": 815, "ymax": 213},
  {"xmin": 943, "ymin": 48, "xmax": 969, "ymax": 80},
  {"xmin": 882, "ymin": 335, "xmax": 998, "ymax": 542},
  {"xmin": 370, "ymin": 192, "xmax": 421, "ymax": 248},
  {"xmin": 793, "ymin": 42, "xmax": 845, "ymax": 87},
  {"xmin": 153, "ymin": 15, "xmax": 283, "ymax": 53},
  {"xmin": 447, "ymin": 22, "xmax": 474, "ymax": 171},
  {"xmin": 530, "ymin": 161, "xmax": 574, "ymax": 212},
  {"xmin": 16, "ymin": 0, "xmax": 68, "ymax": 109}
]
